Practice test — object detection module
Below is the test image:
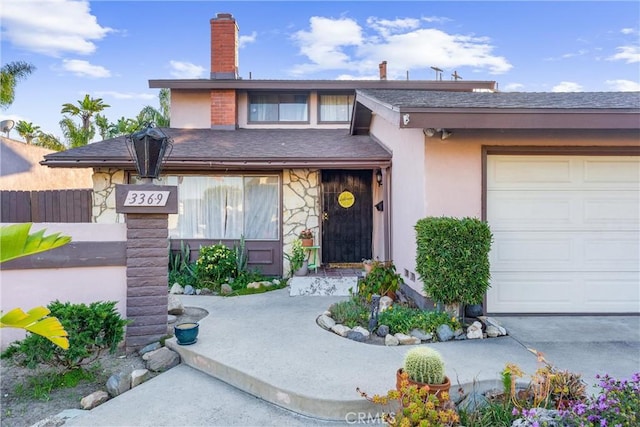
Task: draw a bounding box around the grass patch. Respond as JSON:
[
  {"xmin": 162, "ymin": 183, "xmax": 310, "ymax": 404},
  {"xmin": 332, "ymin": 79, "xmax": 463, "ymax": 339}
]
[
  {"xmin": 13, "ymin": 366, "xmax": 99, "ymax": 401},
  {"xmin": 222, "ymin": 282, "xmax": 288, "ymax": 296}
]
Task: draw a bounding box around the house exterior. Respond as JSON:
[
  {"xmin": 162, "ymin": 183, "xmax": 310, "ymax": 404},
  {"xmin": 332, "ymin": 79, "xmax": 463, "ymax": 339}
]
[{"xmin": 41, "ymin": 13, "xmax": 640, "ymax": 314}]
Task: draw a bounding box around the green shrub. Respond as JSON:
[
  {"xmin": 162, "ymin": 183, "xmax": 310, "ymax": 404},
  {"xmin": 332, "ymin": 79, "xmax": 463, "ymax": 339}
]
[
  {"xmin": 329, "ymin": 299, "xmax": 369, "ymax": 328},
  {"xmin": 358, "ymin": 262, "xmax": 402, "ymax": 302},
  {"xmin": 196, "ymin": 243, "xmax": 238, "ymax": 290},
  {"xmin": 6, "ymin": 301, "xmax": 128, "ymax": 370},
  {"xmin": 378, "ymin": 305, "xmax": 459, "ymax": 335},
  {"xmin": 415, "ymin": 217, "xmax": 493, "ymax": 306},
  {"xmin": 169, "ymin": 241, "xmax": 197, "ymax": 288},
  {"xmin": 284, "ymin": 239, "xmax": 305, "ymax": 276}
]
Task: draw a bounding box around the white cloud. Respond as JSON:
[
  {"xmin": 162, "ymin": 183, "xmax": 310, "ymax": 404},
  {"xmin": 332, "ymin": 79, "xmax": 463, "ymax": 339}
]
[
  {"xmin": 0, "ymin": 0, "xmax": 113, "ymax": 56},
  {"xmin": 621, "ymin": 28, "xmax": 637, "ymax": 35},
  {"xmin": 62, "ymin": 59, "xmax": 110, "ymax": 78},
  {"xmin": 605, "ymin": 79, "xmax": 640, "ymax": 91},
  {"xmin": 93, "ymin": 91, "xmax": 155, "ymax": 100},
  {"xmin": 239, "ymin": 31, "xmax": 257, "ymax": 48},
  {"xmin": 608, "ymin": 45, "xmax": 640, "ymax": 63},
  {"xmin": 503, "ymin": 83, "xmax": 525, "ymax": 91},
  {"xmin": 169, "ymin": 60, "xmax": 205, "ymax": 78},
  {"xmin": 552, "ymin": 81, "xmax": 584, "ymax": 92},
  {"xmin": 291, "ymin": 15, "xmax": 511, "ymax": 77}
]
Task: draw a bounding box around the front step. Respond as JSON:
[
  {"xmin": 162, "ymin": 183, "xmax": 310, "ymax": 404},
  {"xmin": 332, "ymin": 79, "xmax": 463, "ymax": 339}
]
[{"xmin": 288, "ymin": 275, "xmax": 358, "ymax": 296}]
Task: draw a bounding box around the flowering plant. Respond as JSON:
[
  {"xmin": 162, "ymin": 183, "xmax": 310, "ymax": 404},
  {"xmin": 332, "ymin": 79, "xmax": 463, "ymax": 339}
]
[
  {"xmin": 563, "ymin": 372, "xmax": 640, "ymax": 426},
  {"xmin": 299, "ymin": 229, "xmax": 313, "ymax": 239}
]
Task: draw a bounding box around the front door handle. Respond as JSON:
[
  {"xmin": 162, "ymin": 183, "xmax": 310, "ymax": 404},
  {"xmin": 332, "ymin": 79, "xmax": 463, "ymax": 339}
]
[{"xmin": 322, "ymin": 212, "xmax": 329, "ymax": 221}]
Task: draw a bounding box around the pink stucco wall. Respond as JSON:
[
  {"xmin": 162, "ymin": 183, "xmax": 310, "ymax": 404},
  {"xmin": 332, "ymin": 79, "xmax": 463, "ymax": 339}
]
[{"xmin": 0, "ymin": 223, "xmax": 127, "ymax": 349}]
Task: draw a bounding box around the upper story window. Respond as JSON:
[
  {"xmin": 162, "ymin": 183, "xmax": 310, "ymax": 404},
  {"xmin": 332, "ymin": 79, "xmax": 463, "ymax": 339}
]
[
  {"xmin": 319, "ymin": 94, "xmax": 354, "ymax": 123},
  {"xmin": 249, "ymin": 92, "xmax": 309, "ymax": 122}
]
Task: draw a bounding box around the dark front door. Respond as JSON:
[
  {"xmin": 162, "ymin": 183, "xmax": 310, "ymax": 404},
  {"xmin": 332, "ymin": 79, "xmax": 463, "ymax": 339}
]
[{"xmin": 321, "ymin": 170, "xmax": 373, "ymax": 264}]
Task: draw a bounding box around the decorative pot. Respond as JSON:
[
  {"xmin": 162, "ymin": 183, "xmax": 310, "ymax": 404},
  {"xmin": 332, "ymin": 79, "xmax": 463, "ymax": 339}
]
[
  {"xmin": 396, "ymin": 368, "xmax": 451, "ymax": 406},
  {"xmin": 294, "ymin": 260, "xmax": 309, "ymax": 276},
  {"xmin": 174, "ymin": 322, "xmax": 199, "ymax": 345},
  {"xmin": 465, "ymin": 303, "xmax": 484, "ymax": 318},
  {"xmin": 300, "ymin": 238, "xmax": 313, "ymax": 247}
]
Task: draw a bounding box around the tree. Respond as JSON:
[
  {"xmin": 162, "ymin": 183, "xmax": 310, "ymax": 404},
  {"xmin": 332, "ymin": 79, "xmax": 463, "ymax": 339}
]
[
  {"xmin": 0, "ymin": 223, "xmax": 70, "ymax": 349},
  {"xmin": 137, "ymin": 88, "xmax": 170, "ymax": 127},
  {"xmin": 15, "ymin": 120, "xmax": 41, "ymax": 144},
  {"xmin": 60, "ymin": 94, "xmax": 110, "ymax": 133},
  {"xmin": 59, "ymin": 117, "xmax": 94, "ymax": 148},
  {"xmin": 95, "ymin": 113, "xmax": 111, "ymax": 140},
  {"xmin": 34, "ymin": 132, "xmax": 66, "ymax": 151},
  {"xmin": 0, "ymin": 61, "xmax": 36, "ymax": 109}
]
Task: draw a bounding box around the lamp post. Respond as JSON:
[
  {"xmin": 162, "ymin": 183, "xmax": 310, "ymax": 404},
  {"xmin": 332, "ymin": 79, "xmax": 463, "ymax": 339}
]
[{"xmin": 125, "ymin": 123, "xmax": 173, "ymax": 183}]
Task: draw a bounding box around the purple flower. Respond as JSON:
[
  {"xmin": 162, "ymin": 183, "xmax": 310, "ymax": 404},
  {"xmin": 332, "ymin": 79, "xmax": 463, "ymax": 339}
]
[{"xmin": 512, "ymin": 408, "xmax": 520, "ymax": 416}]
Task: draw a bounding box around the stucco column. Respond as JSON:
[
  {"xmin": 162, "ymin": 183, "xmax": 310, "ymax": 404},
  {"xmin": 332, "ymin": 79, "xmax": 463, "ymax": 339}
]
[{"xmin": 124, "ymin": 213, "xmax": 169, "ymax": 349}]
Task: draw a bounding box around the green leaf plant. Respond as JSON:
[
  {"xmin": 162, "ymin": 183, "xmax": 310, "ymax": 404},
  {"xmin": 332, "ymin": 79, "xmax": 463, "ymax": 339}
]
[{"xmin": 0, "ymin": 223, "xmax": 70, "ymax": 349}]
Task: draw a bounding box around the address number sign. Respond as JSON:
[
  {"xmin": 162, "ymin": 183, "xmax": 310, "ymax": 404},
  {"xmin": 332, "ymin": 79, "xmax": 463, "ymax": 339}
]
[{"xmin": 123, "ymin": 190, "xmax": 171, "ymax": 206}]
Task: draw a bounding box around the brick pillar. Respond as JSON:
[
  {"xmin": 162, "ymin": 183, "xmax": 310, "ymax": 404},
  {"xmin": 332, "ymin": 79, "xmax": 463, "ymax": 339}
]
[{"xmin": 125, "ymin": 213, "xmax": 169, "ymax": 349}]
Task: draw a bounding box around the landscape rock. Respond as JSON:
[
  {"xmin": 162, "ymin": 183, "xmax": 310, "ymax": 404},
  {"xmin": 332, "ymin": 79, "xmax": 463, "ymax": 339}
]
[
  {"xmin": 478, "ymin": 316, "xmax": 507, "ymax": 336},
  {"xmin": 138, "ymin": 342, "xmax": 161, "ymax": 356},
  {"xmin": 457, "ymin": 391, "xmax": 489, "ymax": 413},
  {"xmin": 378, "ymin": 296, "xmax": 393, "ymax": 312},
  {"xmin": 376, "ymin": 324, "xmax": 390, "ymax": 337},
  {"xmin": 183, "ymin": 285, "xmax": 195, "ymax": 295},
  {"xmin": 131, "ymin": 369, "xmax": 150, "ymax": 388},
  {"xmin": 167, "ymin": 294, "xmax": 185, "ymax": 315},
  {"xmin": 317, "ymin": 314, "xmax": 336, "ymax": 330},
  {"xmin": 80, "ymin": 391, "xmax": 109, "ymax": 410},
  {"xmin": 167, "ymin": 314, "xmax": 177, "ymax": 324},
  {"xmin": 247, "ymin": 281, "xmax": 261, "ymax": 289},
  {"xmin": 409, "ymin": 328, "xmax": 432, "ymax": 341},
  {"xmin": 272, "ymin": 279, "xmax": 281, "ymax": 286},
  {"xmin": 466, "ymin": 321, "xmax": 484, "ymax": 340},
  {"xmin": 145, "ymin": 347, "xmax": 180, "ymax": 372},
  {"xmin": 486, "ymin": 325, "xmax": 502, "ymax": 338},
  {"xmin": 395, "ymin": 333, "xmax": 421, "ymax": 345},
  {"xmin": 352, "ymin": 326, "xmax": 370, "ymax": 339},
  {"xmin": 199, "ymin": 288, "xmax": 213, "ymax": 295},
  {"xmin": 436, "ymin": 324, "xmax": 455, "ymax": 342},
  {"xmin": 169, "ymin": 283, "xmax": 184, "ymax": 294},
  {"xmin": 106, "ymin": 371, "xmax": 131, "ymax": 397},
  {"xmin": 346, "ymin": 331, "xmax": 366, "ymax": 342},
  {"xmin": 220, "ymin": 283, "xmax": 233, "ymax": 295},
  {"xmin": 331, "ymin": 324, "xmax": 351, "ymax": 337},
  {"xmin": 385, "ymin": 334, "xmax": 399, "ymax": 346}
]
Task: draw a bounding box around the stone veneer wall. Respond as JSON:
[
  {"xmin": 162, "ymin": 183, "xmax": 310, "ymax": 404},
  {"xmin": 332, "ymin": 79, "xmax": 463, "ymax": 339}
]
[
  {"xmin": 92, "ymin": 168, "xmax": 125, "ymax": 223},
  {"xmin": 282, "ymin": 169, "xmax": 320, "ymax": 276}
]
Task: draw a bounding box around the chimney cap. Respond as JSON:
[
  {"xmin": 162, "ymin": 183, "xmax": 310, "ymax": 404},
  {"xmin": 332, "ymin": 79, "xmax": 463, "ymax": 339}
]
[{"xmin": 215, "ymin": 13, "xmax": 234, "ymax": 19}]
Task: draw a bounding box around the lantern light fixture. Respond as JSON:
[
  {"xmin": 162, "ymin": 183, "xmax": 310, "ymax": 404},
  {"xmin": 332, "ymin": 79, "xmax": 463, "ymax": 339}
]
[{"xmin": 125, "ymin": 123, "xmax": 173, "ymax": 181}]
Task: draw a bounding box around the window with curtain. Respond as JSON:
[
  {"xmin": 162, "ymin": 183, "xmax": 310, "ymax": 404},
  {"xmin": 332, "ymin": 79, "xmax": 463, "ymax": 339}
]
[
  {"xmin": 249, "ymin": 92, "xmax": 308, "ymax": 122},
  {"xmin": 158, "ymin": 175, "xmax": 280, "ymax": 240},
  {"xmin": 319, "ymin": 94, "xmax": 354, "ymax": 122}
]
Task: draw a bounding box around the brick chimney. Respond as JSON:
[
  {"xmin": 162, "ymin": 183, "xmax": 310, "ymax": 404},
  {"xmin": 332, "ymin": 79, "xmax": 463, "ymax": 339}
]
[
  {"xmin": 210, "ymin": 13, "xmax": 238, "ymax": 129},
  {"xmin": 210, "ymin": 13, "xmax": 239, "ymax": 79},
  {"xmin": 379, "ymin": 61, "xmax": 387, "ymax": 80}
]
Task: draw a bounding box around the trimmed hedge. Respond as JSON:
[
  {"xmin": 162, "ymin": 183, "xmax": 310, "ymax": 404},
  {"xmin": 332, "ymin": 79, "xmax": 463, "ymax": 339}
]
[{"xmin": 415, "ymin": 217, "xmax": 492, "ymax": 306}]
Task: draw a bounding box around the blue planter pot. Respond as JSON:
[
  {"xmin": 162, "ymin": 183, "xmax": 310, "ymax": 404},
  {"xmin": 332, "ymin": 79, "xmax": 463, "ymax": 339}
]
[{"xmin": 174, "ymin": 322, "xmax": 199, "ymax": 345}]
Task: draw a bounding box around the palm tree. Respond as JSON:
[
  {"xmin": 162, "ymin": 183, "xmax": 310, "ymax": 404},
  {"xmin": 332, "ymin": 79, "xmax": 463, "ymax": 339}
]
[
  {"xmin": 137, "ymin": 88, "xmax": 170, "ymax": 127},
  {"xmin": 59, "ymin": 117, "xmax": 94, "ymax": 148},
  {"xmin": 109, "ymin": 116, "xmax": 138, "ymax": 137},
  {"xmin": 15, "ymin": 120, "xmax": 41, "ymax": 144},
  {"xmin": 60, "ymin": 94, "xmax": 110, "ymax": 133},
  {"xmin": 0, "ymin": 61, "xmax": 36, "ymax": 109},
  {"xmin": 34, "ymin": 132, "xmax": 66, "ymax": 151},
  {"xmin": 95, "ymin": 113, "xmax": 111, "ymax": 140}
]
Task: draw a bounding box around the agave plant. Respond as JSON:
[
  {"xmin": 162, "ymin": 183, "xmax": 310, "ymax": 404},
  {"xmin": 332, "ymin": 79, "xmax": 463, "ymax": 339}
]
[{"xmin": 0, "ymin": 223, "xmax": 70, "ymax": 349}]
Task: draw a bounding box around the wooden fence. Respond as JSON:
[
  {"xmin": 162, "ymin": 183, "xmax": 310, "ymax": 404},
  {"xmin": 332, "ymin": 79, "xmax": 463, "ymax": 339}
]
[{"xmin": 0, "ymin": 189, "xmax": 92, "ymax": 223}]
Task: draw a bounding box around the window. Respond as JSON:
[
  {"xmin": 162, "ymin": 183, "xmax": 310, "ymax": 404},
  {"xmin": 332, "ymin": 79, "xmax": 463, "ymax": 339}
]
[
  {"xmin": 157, "ymin": 175, "xmax": 280, "ymax": 240},
  {"xmin": 319, "ymin": 94, "xmax": 354, "ymax": 122},
  {"xmin": 249, "ymin": 93, "xmax": 309, "ymax": 122}
]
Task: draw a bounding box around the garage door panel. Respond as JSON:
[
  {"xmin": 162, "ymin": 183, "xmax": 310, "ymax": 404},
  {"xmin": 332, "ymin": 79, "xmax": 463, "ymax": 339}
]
[{"xmin": 487, "ymin": 155, "xmax": 640, "ymax": 314}]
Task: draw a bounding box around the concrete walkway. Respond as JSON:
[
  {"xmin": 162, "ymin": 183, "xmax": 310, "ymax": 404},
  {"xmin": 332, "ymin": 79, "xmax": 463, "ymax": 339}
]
[{"xmin": 64, "ymin": 289, "xmax": 640, "ymax": 427}]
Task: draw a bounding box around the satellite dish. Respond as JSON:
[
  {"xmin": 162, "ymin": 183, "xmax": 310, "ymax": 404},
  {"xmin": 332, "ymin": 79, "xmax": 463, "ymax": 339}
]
[{"xmin": 0, "ymin": 119, "xmax": 15, "ymax": 137}]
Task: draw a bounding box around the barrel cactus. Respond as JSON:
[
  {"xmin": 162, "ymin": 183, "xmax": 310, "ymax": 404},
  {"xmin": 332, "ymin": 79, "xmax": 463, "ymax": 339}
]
[{"xmin": 403, "ymin": 346, "xmax": 446, "ymax": 384}]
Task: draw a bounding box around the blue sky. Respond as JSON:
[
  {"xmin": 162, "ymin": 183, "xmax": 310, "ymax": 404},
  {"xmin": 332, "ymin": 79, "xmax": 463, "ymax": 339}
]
[{"xmin": 1, "ymin": 1, "xmax": 639, "ymax": 142}]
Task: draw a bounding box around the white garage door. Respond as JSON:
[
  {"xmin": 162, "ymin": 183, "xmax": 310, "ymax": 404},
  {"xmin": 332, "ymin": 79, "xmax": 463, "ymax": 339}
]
[{"xmin": 486, "ymin": 155, "xmax": 640, "ymax": 313}]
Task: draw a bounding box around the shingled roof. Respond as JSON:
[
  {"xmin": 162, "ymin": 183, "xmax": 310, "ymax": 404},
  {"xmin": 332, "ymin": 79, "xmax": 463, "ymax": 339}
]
[
  {"xmin": 41, "ymin": 128, "xmax": 392, "ymax": 170},
  {"xmin": 353, "ymin": 90, "xmax": 640, "ymax": 131}
]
